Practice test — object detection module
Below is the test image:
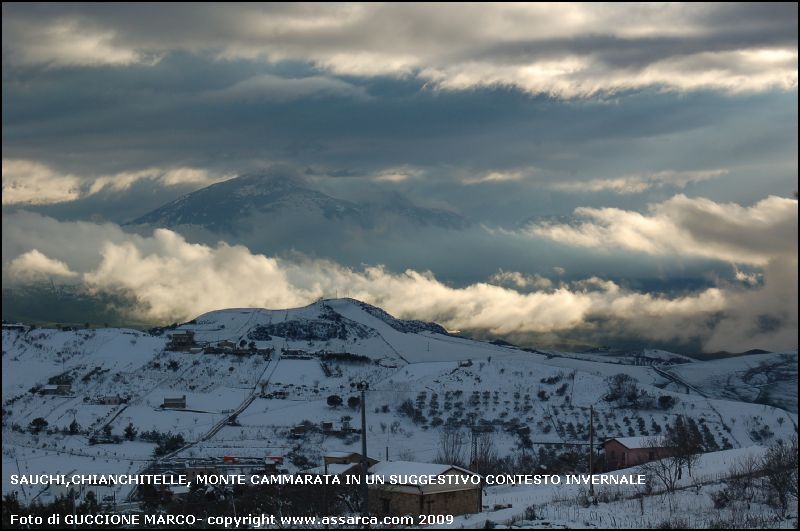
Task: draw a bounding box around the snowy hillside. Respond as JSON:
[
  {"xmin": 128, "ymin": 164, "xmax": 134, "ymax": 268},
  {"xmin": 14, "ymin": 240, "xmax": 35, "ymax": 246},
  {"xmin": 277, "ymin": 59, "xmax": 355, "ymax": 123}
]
[
  {"xmin": 665, "ymin": 351, "xmax": 798, "ymax": 413},
  {"xmin": 3, "ymin": 298, "xmax": 797, "ymax": 507}
]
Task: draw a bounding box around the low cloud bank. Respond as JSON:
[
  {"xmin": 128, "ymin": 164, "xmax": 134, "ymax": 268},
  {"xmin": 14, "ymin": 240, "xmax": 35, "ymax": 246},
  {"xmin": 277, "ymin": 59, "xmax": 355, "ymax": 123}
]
[
  {"xmin": 3, "ymin": 193, "xmax": 796, "ymax": 352},
  {"xmin": 2, "ymin": 159, "xmax": 232, "ymax": 206}
]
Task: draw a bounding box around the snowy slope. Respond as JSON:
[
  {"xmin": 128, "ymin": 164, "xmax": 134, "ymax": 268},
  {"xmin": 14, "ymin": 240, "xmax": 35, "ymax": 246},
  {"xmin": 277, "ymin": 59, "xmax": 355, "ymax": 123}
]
[
  {"xmin": 666, "ymin": 351, "xmax": 798, "ymax": 412},
  {"xmin": 3, "ymin": 299, "xmax": 797, "ymax": 506}
]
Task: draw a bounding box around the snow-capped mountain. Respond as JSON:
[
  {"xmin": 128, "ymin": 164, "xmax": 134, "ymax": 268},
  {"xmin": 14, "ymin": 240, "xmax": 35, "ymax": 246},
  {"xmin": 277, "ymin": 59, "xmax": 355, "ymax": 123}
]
[{"xmin": 127, "ymin": 171, "xmax": 468, "ymax": 234}]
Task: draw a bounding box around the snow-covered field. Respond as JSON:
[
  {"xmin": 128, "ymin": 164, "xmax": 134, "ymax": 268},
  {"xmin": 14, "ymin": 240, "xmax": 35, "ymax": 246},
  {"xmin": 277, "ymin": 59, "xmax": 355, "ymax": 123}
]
[
  {"xmin": 444, "ymin": 446, "xmax": 797, "ymax": 529},
  {"xmin": 3, "ymin": 298, "xmax": 797, "ymax": 526}
]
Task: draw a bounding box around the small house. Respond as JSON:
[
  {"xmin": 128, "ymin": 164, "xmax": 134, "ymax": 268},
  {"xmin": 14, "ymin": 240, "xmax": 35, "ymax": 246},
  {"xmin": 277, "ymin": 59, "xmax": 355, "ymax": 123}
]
[
  {"xmin": 162, "ymin": 395, "xmax": 187, "ymax": 409},
  {"xmin": 300, "ymin": 452, "xmax": 377, "ymax": 479},
  {"xmin": 95, "ymin": 395, "xmax": 124, "ymax": 405},
  {"xmin": 167, "ymin": 331, "xmax": 196, "ymax": 351},
  {"xmin": 40, "ymin": 384, "xmax": 70, "ymax": 395},
  {"xmin": 602, "ymin": 436, "xmax": 674, "ymax": 470},
  {"xmin": 324, "ymin": 451, "xmax": 378, "ymax": 467},
  {"xmin": 290, "ymin": 425, "xmax": 309, "ymax": 437},
  {"xmin": 368, "ymin": 461, "xmax": 482, "ymax": 517}
]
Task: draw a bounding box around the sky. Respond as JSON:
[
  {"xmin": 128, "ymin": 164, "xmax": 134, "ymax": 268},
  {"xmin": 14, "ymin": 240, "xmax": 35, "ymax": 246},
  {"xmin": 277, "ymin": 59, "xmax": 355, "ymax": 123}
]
[{"xmin": 2, "ymin": 3, "xmax": 797, "ymax": 353}]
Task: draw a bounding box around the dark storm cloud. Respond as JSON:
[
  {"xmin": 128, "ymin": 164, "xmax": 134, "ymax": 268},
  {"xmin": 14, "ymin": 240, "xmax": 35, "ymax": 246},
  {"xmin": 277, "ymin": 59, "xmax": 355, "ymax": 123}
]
[{"xmin": 2, "ymin": 3, "xmax": 796, "ymax": 207}]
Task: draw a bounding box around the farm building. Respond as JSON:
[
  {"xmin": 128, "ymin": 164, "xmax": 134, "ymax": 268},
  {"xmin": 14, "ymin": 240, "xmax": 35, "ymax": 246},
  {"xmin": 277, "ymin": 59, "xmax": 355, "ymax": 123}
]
[
  {"xmin": 166, "ymin": 331, "xmax": 196, "ymax": 351},
  {"xmin": 367, "ymin": 461, "xmax": 482, "ymax": 517},
  {"xmin": 325, "ymin": 451, "xmax": 378, "ymax": 468},
  {"xmin": 40, "ymin": 384, "xmax": 71, "ymax": 395},
  {"xmin": 94, "ymin": 394, "xmax": 125, "ymax": 405},
  {"xmin": 302, "ymin": 452, "xmax": 377, "ymax": 478},
  {"xmin": 161, "ymin": 395, "xmax": 187, "ymax": 409},
  {"xmin": 602, "ymin": 436, "xmax": 675, "ymax": 470}
]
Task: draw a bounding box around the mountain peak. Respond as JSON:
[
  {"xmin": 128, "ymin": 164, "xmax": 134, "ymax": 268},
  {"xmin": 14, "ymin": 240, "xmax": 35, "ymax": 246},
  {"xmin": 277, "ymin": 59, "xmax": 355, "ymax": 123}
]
[{"xmin": 127, "ymin": 170, "xmax": 468, "ymax": 234}]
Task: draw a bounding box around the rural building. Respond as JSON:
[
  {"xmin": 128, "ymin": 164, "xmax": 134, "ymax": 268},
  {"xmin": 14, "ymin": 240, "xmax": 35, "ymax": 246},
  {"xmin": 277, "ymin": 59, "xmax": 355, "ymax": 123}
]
[
  {"xmin": 167, "ymin": 331, "xmax": 196, "ymax": 351},
  {"xmin": 301, "ymin": 452, "xmax": 378, "ymax": 478},
  {"xmin": 152, "ymin": 457, "xmax": 282, "ymax": 484},
  {"xmin": 161, "ymin": 395, "xmax": 187, "ymax": 409},
  {"xmin": 40, "ymin": 384, "xmax": 71, "ymax": 395},
  {"xmin": 324, "ymin": 451, "xmax": 378, "ymax": 467},
  {"xmin": 95, "ymin": 395, "xmax": 124, "ymax": 405},
  {"xmin": 281, "ymin": 349, "xmax": 313, "ymax": 359},
  {"xmin": 602, "ymin": 436, "xmax": 674, "ymax": 470},
  {"xmin": 368, "ymin": 461, "xmax": 482, "ymax": 517}
]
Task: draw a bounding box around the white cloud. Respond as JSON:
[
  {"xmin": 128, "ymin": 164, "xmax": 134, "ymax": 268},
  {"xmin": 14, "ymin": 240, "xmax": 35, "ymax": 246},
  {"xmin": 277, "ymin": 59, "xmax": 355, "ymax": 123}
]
[
  {"xmin": 371, "ymin": 166, "xmax": 423, "ymax": 183},
  {"xmin": 549, "ymin": 169, "xmax": 727, "ymax": 195},
  {"xmin": 523, "ymin": 194, "xmax": 798, "ymax": 351},
  {"xmin": 2, "ymin": 159, "xmax": 84, "ymax": 205},
  {"xmin": 8, "ymin": 249, "xmax": 78, "ymax": 281},
  {"xmin": 3, "ymin": 4, "xmax": 796, "ymax": 97},
  {"xmin": 733, "ymin": 266, "xmax": 762, "ymax": 286},
  {"xmin": 418, "ymin": 48, "xmax": 797, "ymax": 97},
  {"xmin": 462, "ymin": 170, "xmax": 530, "ymax": 186},
  {"xmin": 2, "ymin": 159, "xmax": 232, "ymax": 205},
  {"xmin": 74, "ymin": 232, "xmax": 729, "ymax": 339},
  {"xmin": 529, "ymin": 194, "xmax": 798, "ymax": 266},
  {"xmin": 3, "ymin": 18, "xmax": 146, "ymax": 67},
  {"xmin": 489, "ymin": 270, "xmax": 554, "ymax": 291},
  {"xmin": 3, "ymin": 206, "xmax": 796, "ymax": 352},
  {"xmin": 205, "ymin": 74, "xmax": 367, "ymax": 102}
]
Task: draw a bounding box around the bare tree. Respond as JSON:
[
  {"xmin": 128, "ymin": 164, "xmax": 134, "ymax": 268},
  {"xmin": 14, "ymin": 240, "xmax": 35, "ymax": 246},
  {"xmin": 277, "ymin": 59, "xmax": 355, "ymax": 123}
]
[
  {"xmin": 668, "ymin": 415, "xmax": 702, "ymax": 477},
  {"xmin": 638, "ymin": 435, "xmax": 684, "ymax": 518},
  {"xmin": 639, "ymin": 436, "xmax": 683, "ymax": 494},
  {"xmin": 473, "ymin": 432, "xmax": 499, "ymax": 475},
  {"xmin": 762, "ymin": 435, "xmax": 799, "ymax": 516},
  {"xmin": 436, "ymin": 426, "xmax": 467, "ymax": 467}
]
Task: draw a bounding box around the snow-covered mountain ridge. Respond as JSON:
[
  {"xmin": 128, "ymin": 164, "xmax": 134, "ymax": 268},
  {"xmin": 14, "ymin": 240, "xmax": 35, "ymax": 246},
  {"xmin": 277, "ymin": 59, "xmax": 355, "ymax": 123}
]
[{"xmin": 127, "ymin": 172, "xmax": 468, "ymax": 233}]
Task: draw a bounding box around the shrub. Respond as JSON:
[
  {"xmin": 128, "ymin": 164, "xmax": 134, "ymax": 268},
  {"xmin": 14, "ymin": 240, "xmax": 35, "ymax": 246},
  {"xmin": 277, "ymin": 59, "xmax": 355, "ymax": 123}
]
[{"xmin": 326, "ymin": 395, "xmax": 343, "ymax": 408}]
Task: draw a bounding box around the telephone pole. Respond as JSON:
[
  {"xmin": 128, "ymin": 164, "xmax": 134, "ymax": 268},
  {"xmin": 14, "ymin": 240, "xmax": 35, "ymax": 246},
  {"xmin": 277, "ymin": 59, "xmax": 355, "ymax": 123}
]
[
  {"xmin": 352, "ymin": 380, "xmax": 370, "ymax": 516},
  {"xmin": 588, "ymin": 405, "xmax": 594, "ymax": 497}
]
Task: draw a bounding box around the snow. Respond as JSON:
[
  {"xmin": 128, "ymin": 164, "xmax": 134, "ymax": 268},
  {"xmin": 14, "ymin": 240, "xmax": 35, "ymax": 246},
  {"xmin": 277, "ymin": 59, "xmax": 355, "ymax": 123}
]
[
  {"xmin": 369, "ymin": 460, "xmax": 474, "ymax": 479},
  {"xmin": 301, "ymin": 463, "xmax": 359, "ymax": 476},
  {"xmin": 610, "ymin": 436, "xmax": 665, "ymax": 449},
  {"xmin": 444, "ymin": 446, "xmax": 785, "ymax": 529},
  {"xmin": 667, "ymin": 351, "xmax": 798, "ymax": 412},
  {"xmin": 3, "ymin": 298, "xmax": 797, "ymax": 519}
]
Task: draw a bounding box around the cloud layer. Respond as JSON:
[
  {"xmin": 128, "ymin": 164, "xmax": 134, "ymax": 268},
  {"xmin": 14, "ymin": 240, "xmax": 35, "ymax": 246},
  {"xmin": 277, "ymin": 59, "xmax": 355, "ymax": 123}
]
[
  {"xmin": 530, "ymin": 194, "xmax": 798, "ymax": 266},
  {"xmin": 3, "ymin": 4, "xmax": 796, "ymax": 97},
  {"xmin": 2, "ymin": 159, "xmax": 232, "ymax": 205},
  {"xmin": 3, "ymin": 193, "xmax": 796, "ymax": 352}
]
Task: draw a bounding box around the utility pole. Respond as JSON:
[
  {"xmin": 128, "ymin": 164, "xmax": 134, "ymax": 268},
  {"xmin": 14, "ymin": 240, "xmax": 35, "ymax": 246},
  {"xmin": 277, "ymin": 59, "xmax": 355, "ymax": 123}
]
[
  {"xmin": 588, "ymin": 405, "xmax": 594, "ymax": 497},
  {"xmin": 352, "ymin": 380, "xmax": 370, "ymax": 516},
  {"xmin": 470, "ymin": 426, "xmax": 478, "ymax": 471}
]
